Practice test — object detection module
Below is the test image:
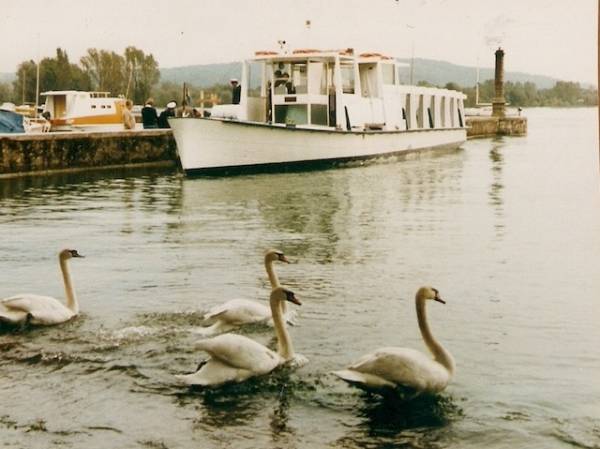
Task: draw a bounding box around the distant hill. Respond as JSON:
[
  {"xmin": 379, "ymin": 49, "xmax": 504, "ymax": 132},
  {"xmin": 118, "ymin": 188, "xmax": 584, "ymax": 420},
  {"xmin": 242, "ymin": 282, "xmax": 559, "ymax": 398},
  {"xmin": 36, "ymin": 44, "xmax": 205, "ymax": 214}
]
[
  {"xmin": 397, "ymin": 58, "xmax": 560, "ymax": 89},
  {"xmin": 160, "ymin": 62, "xmax": 242, "ymax": 87},
  {"xmin": 159, "ymin": 58, "xmax": 562, "ymax": 89},
  {"xmin": 0, "ymin": 58, "xmax": 569, "ymax": 90},
  {"xmin": 0, "ymin": 73, "xmax": 15, "ymax": 83}
]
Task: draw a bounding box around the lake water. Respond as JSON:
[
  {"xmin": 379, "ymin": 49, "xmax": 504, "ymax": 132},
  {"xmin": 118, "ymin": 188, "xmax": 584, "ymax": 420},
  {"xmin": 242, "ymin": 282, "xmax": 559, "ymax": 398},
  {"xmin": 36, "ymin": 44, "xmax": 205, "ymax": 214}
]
[{"xmin": 1, "ymin": 108, "xmax": 599, "ymax": 449}]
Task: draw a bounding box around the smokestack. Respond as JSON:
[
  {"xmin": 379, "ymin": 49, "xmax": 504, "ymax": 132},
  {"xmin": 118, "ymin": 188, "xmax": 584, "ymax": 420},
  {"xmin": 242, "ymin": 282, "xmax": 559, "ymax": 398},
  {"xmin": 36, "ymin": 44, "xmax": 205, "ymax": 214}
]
[{"xmin": 492, "ymin": 47, "xmax": 506, "ymax": 117}]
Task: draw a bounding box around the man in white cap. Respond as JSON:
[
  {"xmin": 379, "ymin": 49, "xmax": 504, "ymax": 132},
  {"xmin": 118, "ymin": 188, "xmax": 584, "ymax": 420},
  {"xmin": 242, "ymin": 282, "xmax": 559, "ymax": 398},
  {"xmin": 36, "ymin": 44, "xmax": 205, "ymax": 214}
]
[
  {"xmin": 158, "ymin": 100, "xmax": 177, "ymax": 128},
  {"xmin": 230, "ymin": 78, "xmax": 241, "ymax": 105}
]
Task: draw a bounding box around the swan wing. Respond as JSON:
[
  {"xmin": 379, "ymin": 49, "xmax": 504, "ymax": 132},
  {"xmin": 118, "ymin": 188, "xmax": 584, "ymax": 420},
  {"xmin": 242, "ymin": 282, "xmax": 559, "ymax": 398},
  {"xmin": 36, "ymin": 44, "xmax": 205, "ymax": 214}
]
[
  {"xmin": 204, "ymin": 299, "xmax": 270, "ymax": 325},
  {"xmin": 196, "ymin": 333, "xmax": 282, "ymax": 374},
  {"xmin": 1, "ymin": 294, "xmax": 75, "ymax": 325},
  {"xmin": 347, "ymin": 347, "xmax": 450, "ymax": 392},
  {"xmin": 175, "ymin": 358, "xmax": 256, "ymax": 386}
]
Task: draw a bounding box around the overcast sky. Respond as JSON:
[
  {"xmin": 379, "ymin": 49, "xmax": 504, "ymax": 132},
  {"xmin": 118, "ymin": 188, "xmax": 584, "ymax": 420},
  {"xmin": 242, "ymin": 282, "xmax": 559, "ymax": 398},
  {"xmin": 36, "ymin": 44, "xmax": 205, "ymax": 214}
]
[{"xmin": 1, "ymin": 0, "xmax": 597, "ymax": 85}]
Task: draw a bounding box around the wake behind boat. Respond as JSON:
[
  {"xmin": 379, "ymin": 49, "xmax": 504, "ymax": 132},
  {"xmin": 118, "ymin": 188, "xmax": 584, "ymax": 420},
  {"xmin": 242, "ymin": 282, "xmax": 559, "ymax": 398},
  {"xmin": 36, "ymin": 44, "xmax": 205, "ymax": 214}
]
[{"xmin": 169, "ymin": 48, "xmax": 467, "ymax": 176}]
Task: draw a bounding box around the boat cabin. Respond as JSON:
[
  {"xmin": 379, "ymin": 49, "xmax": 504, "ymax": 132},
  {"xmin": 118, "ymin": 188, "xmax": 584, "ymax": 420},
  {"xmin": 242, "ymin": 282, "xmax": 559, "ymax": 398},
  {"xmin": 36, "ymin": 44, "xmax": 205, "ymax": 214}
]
[
  {"xmin": 41, "ymin": 91, "xmax": 125, "ymax": 130},
  {"xmin": 211, "ymin": 48, "xmax": 466, "ymax": 132}
]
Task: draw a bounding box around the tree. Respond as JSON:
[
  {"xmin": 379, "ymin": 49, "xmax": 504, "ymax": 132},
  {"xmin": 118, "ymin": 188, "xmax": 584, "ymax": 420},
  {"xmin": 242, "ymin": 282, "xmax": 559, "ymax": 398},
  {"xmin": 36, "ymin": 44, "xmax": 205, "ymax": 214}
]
[
  {"xmin": 80, "ymin": 49, "xmax": 126, "ymax": 95},
  {"xmin": 123, "ymin": 46, "xmax": 160, "ymax": 104},
  {"xmin": 0, "ymin": 82, "xmax": 12, "ymax": 103},
  {"xmin": 13, "ymin": 60, "xmax": 37, "ymax": 104},
  {"xmin": 38, "ymin": 48, "xmax": 91, "ymax": 93}
]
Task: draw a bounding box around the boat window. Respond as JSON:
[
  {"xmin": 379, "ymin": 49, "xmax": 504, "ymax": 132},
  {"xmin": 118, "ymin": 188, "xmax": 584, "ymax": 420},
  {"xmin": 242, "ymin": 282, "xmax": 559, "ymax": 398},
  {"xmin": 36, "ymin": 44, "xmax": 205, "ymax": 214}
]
[
  {"xmin": 291, "ymin": 63, "xmax": 308, "ymax": 94},
  {"xmin": 416, "ymin": 95, "xmax": 424, "ymax": 128},
  {"xmin": 427, "ymin": 107, "xmax": 434, "ymax": 128},
  {"xmin": 440, "ymin": 97, "xmax": 446, "ymax": 127},
  {"xmin": 311, "ymin": 104, "xmax": 328, "ymax": 126},
  {"xmin": 429, "ymin": 96, "xmax": 435, "ymax": 128},
  {"xmin": 247, "ymin": 61, "xmax": 262, "ymax": 98},
  {"xmin": 404, "ymin": 95, "xmax": 411, "ymax": 129},
  {"xmin": 274, "ymin": 104, "xmax": 307, "ymax": 125},
  {"xmin": 340, "ymin": 63, "xmax": 355, "ymax": 94},
  {"xmin": 273, "ymin": 62, "xmax": 293, "ymax": 94},
  {"xmin": 91, "ymin": 105, "xmax": 97, "ymax": 109},
  {"xmin": 308, "ymin": 62, "xmax": 328, "ymax": 95},
  {"xmin": 382, "ymin": 64, "xmax": 395, "ymax": 85}
]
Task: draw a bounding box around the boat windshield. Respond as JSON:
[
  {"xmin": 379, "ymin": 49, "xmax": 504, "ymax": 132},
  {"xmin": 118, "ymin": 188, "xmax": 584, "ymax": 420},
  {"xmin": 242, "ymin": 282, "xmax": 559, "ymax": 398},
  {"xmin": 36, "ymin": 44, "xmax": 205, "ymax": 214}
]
[{"xmin": 272, "ymin": 62, "xmax": 307, "ymax": 94}]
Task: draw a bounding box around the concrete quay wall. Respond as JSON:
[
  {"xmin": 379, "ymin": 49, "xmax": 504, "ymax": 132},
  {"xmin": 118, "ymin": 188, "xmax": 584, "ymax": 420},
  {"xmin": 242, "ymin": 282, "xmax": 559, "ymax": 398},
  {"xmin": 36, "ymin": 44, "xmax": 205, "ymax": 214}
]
[
  {"xmin": 0, "ymin": 130, "xmax": 177, "ymax": 178},
  {"xmin": 466, "ymin": 116, "xmax": 528, "ymax": 139}
]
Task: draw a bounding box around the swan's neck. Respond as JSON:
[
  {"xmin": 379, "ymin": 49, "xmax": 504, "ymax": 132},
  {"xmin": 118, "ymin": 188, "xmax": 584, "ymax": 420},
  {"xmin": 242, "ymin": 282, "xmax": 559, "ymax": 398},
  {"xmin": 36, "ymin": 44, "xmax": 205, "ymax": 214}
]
[
  {"xmin": 265, "ymin": 257, "xmax": 287, "ymax": 315},
  {"xmin": 265, "ymin": 257, "xmax": 280, "ymax": 287},
  {"xmin": 60, "ymin": 257, "xmax": 78, "ymax": 314},
  {"xmin": 416, "ymin": 297, "xmax": 454, "ymax": 375},
  {"xmin": 270, "ymin": 297, "xmax": 294, "ymax": 360}
]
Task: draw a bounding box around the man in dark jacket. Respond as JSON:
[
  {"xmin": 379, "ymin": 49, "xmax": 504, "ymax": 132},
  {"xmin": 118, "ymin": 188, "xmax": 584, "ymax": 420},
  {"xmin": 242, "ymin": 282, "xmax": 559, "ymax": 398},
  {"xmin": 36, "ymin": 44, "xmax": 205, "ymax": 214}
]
[
  {"xmin": 230, "ymin": 79, "xmax": 241, "ymax": 105},
  {"xmin": 158, "ymin": 101, "xmax": 177, "ymax": 128},
  {"xmin": 141, "ymin": 98, "xmax": 159, "ymax": 129}
]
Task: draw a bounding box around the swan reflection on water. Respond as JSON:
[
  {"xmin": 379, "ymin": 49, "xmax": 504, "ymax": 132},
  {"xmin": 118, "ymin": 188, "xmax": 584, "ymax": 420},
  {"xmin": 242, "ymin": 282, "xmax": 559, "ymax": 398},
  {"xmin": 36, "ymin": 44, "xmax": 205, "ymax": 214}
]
[{"xmin": 333, "ymin": 392, "xmax": 462, "ymax": 448}]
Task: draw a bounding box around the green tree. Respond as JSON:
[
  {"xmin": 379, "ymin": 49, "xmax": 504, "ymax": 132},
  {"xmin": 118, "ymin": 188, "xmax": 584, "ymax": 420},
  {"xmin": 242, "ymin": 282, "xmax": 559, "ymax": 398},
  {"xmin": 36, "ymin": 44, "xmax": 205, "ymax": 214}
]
[
  {"xmin": 38, "ymin": 48, "xmax": 91, "ymax": 92},
  {"xmin": 152, "ymin": 81, "xmax": 182, "ymax": 107},
  {"xmin": 13, "ymin": 60, "xmax": 37, "ymax": 104},
  {"xmin": 0, "ymin": 82, "xmax": 12, "ymax": 103},
  {"xmin": 80, "ymin": 49, "xmax": 126, "ymax": 95},
  {"xmin": 123, "ymin": 46, "xmax": 160, "ymax": 104}
]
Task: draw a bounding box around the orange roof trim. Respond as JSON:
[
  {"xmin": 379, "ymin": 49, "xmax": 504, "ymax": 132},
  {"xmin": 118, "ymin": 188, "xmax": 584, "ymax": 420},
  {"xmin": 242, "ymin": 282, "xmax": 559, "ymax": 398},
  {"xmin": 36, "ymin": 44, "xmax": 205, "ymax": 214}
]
[{"xmin": 360, "ymin": 52, "xmax": 393, "ymax": 60}]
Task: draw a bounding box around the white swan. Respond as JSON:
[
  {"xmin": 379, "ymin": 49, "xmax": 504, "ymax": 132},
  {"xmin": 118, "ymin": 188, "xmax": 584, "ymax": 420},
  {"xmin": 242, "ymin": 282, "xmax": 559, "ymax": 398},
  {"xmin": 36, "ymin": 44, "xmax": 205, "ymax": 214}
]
[
  {"xmin": 196, "ymin": 249, "xmax": 294, "ymax": 335},
  {"xmin": 0, "ymin": 249, "xmax": 84, "ymax": 326},
  {"xmin": 333, "ymin": 286, "xmax": 454, "ymax": 395},
  {"xmin": 176, "ymin": 286, "xmax": 303, "ymax": 386}
]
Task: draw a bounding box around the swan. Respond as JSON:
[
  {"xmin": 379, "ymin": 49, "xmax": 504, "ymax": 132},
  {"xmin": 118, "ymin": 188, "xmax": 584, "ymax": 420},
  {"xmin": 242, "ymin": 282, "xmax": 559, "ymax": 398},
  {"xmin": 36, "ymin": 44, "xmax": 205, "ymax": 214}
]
[
  {"xmin": 333, "ymin": 286, "xmax": 454, "ymax": 396},
  {"xmin": 195, "ymin": 249, "xmax": 294, "ymax": 335},
  {"xmin": 176, "ymin": 286, "xmax": 304, "ymax": 386},
  {"xmin": 0, "ymin": 249, "xmax": 85, "ymax": 326}
]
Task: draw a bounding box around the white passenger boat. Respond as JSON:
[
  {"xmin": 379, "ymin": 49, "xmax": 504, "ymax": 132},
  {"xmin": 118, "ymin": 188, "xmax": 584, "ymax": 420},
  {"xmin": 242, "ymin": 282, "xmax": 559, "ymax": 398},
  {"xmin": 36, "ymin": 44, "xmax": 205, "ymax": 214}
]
[
  {"xmin": 41, "ymin": 90, "xmax": 131, "ymax": 132},
  {"xmin": 169, "ymin": 48, "xmax": 467, "ymax": 175}
]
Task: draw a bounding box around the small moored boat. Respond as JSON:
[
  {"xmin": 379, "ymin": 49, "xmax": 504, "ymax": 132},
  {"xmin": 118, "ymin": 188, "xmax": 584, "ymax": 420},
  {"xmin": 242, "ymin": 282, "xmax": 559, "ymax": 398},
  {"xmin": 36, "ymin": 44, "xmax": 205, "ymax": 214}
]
[
  {"xmin": 41, "ymin": 90, "xmax": 131, "ymax": 132},
  {"xmin": 169, "ymin": 48, "xmax": 467, "ymax": 176}
]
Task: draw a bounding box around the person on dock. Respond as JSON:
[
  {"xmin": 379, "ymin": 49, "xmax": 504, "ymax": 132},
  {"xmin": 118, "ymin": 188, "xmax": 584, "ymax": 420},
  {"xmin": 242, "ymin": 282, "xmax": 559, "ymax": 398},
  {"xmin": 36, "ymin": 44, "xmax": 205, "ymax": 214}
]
[
  {"xmin": 230, "ymin": 79, "xmax": 241, "ymax": 105},
  {"xmin": 122, "ymin": 100, "xmax": 136, "ymax": 130},
  {"xmin": 141, "ymin": 98, "xmax": 159, "ymax": 129},
  {"xmin": 158, "ymin": 101, "xmax": 177, "ymax": 128}
]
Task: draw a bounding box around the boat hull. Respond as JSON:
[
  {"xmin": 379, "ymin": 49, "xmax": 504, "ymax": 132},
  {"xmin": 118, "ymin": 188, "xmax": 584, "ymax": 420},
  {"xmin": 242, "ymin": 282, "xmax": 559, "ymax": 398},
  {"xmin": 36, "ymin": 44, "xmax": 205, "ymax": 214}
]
[{"xmin": 169, "ymin": 118, "xmax": 467, "ymax": 176}]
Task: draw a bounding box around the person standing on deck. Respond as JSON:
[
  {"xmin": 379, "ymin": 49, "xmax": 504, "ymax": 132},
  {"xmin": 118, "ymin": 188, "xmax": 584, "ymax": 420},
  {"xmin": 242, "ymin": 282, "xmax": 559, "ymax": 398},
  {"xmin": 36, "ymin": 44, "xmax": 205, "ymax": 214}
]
[
  {"xmin": 230, "ymin": 79, "xmax": 241, "ymax": 105},
  {"xmin": 158, "ymin": 101, "xmax": 177, "ymax": 128},
  {"xmin": 141, "ymin": 98, "xmax": 159, "ymax": 129},
  {"xmin": 122, "ymin": 100, "xmax": 136, "ymax": 130}
]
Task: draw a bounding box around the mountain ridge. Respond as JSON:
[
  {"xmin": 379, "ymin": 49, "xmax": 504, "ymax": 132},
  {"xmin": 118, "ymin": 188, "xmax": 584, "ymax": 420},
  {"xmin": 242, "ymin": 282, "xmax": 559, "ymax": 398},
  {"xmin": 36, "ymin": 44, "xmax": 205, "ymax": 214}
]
[{"xmin": 0, "ymin": 58, "xmax": 583, "ymax": 90}]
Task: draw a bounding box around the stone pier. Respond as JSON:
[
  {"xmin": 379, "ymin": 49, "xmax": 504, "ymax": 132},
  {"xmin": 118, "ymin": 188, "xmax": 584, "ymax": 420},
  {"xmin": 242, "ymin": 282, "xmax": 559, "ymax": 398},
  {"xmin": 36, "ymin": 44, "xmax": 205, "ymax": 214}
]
[
  {"xmin": 466, "ymin": 116, "xmax": 527, "ymax": 138},
  {"xmin": 0, "ymin": 130, "xmax": 177, "ymax": 178}
]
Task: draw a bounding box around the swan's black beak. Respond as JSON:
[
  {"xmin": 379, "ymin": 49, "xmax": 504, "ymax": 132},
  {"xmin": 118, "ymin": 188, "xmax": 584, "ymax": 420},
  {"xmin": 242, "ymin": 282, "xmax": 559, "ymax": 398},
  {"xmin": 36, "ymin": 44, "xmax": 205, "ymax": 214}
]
[
  {"xmin": 285, "ymin": 290, "xmax": 302, "ymax": 305},
  {"xmin": 431, "ymin": 288, "xmax": 444, "ymax": 304},
  {"xmin": 70, "ymin": 250, "xmax": 85, "ymax": 258},
  {"xmin": 279, "ymin": 254, "xmax": 290, "ymax": 264}
]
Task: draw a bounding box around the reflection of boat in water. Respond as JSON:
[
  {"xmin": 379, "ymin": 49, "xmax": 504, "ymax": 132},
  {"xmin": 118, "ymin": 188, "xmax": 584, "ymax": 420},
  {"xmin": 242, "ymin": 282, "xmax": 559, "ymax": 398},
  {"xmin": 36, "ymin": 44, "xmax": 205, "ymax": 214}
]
[
  {"xmin": 170, "ymin": 48, "xmax": 467, "ymax": 176},
  {"xmin": 41, "ymin": 90, "xmax": 134, "ymax": 132}
]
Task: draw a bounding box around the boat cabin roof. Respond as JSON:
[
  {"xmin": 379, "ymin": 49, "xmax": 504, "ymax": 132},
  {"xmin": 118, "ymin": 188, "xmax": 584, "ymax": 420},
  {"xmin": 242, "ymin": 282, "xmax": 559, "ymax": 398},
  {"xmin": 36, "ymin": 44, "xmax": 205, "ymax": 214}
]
[
  {"xmin": 41, "ymin": 91, "xmax": 115, "ymax": 98},
  {"xmin": 252, "ymin": 48, "xmax": 397, "ymax": 64}
]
